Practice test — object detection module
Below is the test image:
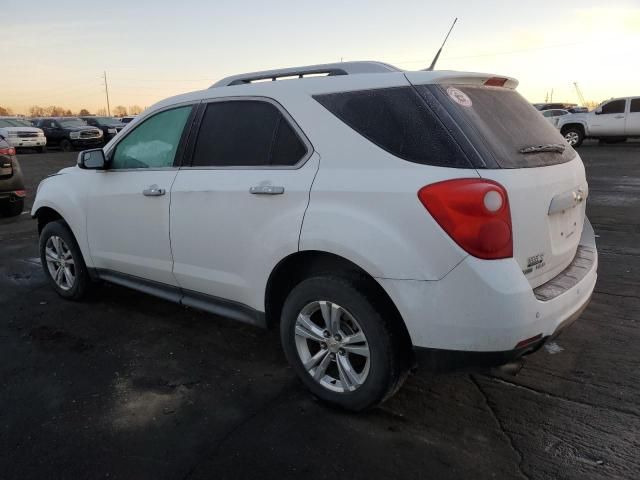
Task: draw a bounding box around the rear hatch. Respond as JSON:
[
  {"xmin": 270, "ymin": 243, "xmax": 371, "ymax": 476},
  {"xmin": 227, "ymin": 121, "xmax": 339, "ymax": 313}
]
[{"xmin": 407, "ymin": 73, "xmax": 587, "ymax": 288}]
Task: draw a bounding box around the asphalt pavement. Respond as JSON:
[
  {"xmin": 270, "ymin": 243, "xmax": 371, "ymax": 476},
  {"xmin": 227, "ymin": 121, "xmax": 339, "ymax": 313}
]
[{"xmin": 1, "ymin": 143, "xmax": 639, "ymax": 479}]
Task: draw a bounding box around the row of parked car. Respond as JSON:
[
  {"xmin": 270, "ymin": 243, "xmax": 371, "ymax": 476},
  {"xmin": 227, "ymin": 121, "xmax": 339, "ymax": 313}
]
[
  {"xmin": 0, "ymin": 115, "xmax": 136, "ymax": 153},
  {"xmin": 535, "ymin": 97, "xmax": 640, "ymax": 147}
]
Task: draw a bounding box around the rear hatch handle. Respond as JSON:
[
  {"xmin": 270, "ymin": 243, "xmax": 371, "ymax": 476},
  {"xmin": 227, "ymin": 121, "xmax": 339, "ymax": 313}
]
[{"xmin": 548, "ymin": 187, "xmax": 587, "ymax": 215}]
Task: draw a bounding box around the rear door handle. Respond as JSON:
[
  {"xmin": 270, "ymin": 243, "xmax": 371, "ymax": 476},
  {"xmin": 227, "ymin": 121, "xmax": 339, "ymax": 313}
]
[
  {"xmin": 250, "ymin": 185, "xmax": 285, "ymax": 195},
  {"xmin": 143, "ymin": 184, "xmax": 166, "ymax": 197},
  {"xmin": 614, "ymin": 115, "xmax": 625, "ymax": 119}
]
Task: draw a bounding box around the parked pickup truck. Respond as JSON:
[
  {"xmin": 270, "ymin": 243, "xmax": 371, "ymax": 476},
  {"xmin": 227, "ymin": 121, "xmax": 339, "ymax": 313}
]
[{"xmin": 557, "ymin": 96, "xmax": 640, "ymax": 147}]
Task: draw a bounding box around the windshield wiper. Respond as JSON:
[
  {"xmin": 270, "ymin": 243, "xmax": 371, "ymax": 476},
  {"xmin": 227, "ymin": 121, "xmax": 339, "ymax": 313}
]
[{"xmin": 519, "ymin": 144, "xmax": 566, "ymax": 154}]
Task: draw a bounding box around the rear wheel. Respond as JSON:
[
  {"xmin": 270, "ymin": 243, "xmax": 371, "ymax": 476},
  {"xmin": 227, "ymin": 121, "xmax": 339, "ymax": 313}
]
[
  {"xmin": 1, "ymin": 197, "xmax": 24, "ymax": 217},
  {"xmin": 39, "ymin": 220, "xmax": 90, "ymax": 300},
  {"xmin": 280, "ymin": 275, "xmax": 409, "ymax": 411},
  {"xmin": 37, "ymin": 146, "xmax": 47, "ymax": 153},
  {"xmin": 59, "ymin": 139, "xmax": 73, "ymax": 152},
  {"xmin": 563, "ymin": 127, "xmax": 584, "ymax": 148}
]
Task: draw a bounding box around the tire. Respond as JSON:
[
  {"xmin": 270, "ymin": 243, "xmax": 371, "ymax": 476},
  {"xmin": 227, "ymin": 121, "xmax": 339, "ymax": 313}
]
[
  {"xmin": 280, "ymin": 275, "xmax": 410, "ymax": 411},
  {"xmin": 37, "ymin": 146, "xmax": 47, "ymax": 153},
  {"xmin": 59, "ymin": 139, "xmax": 73, "ymax": 152},
  {"xmin": 39, "ymin": 220, "xmax": 91, "ymax": 300},
  {"xmin": 1, "ymin": 197, "xmax": 24, "ymax": 217},
  {"xmin": 563, "ymin": 127, "xmax": 584, "ymax": 148}
]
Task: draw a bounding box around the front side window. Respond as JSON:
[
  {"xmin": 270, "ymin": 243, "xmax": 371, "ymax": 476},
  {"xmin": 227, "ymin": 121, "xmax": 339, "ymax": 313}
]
[
  {"xmin": 111, "ymin": 106, "xmax": 192, "ymax": 169},
  {"xmin": 600, "ymin": 99, "xmax": 626, "ymax": 115},
  {"xmin": 191, "ymin": 100, "xmax": 307, "ymax": 167},
  {"xmin": 630, "ymin": 98, "xmax": 640, "ymax": 113}
]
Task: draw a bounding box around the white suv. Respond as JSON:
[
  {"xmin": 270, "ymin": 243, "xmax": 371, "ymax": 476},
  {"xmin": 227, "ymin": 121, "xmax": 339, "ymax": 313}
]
[{"xmin": 32, "ymin": 62, "xmax": 598, "ymax": 411}]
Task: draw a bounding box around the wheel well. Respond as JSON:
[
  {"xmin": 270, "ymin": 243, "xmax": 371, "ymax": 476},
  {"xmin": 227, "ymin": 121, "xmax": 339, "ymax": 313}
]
[
  {"xmin": 35, "ymin": 207, "xmax": 63, "ymax": 234},
  {"xmin": 560, "ymin": 123, "xmax": 585, "ymax": 136},
  {"xmin": 265, "ymin": 251, "xmax": 412, "ymax": 347}
]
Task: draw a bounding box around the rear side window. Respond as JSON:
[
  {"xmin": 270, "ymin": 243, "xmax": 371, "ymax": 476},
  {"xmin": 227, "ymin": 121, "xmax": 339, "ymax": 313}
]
[
  {"xmin": 314, "ymin": 87, "xmax": 471, "ymax": 168},
  {"xmin": 192, "ymin": 100, "xmax": 307, "ymax": 167},
  {"xmin": 631, "ymin": 99, "xmax": 640, "ymax": 113},
  {"xmin": 601, "ymin": 99, "xmax": 625, "ymax": 115},
  {"xmin": 417, "ymin": 85, "xmax": 576, "ymax": 169}
]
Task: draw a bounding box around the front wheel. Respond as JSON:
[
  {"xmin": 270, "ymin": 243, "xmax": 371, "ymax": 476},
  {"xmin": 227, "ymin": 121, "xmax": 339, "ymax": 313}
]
[
  {"xmin": 1, "ymin": 197, "xmax": 24, "ymax": 217},
  {"xmin": 39, "ymin": 220, "xmax": 90, "ymax": 300},
  {"xmin": 59, "ymin": 139, "xmax": 73, "ymax": 152},
  {"xmin": 280, "ymin": 275, "xmax": 409, "ymax": 411},
  {"xmin": 563, "ymin": 127, "xmax": 584, "ymax": 148}
]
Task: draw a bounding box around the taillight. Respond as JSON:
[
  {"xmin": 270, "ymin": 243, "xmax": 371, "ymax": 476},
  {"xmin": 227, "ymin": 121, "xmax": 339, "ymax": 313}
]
[
  {"xmin": 0, "ymin": 147, "xmax": 16, "ymax": 156},
  {"xmin": 484, "ymin": 77, "xmax": 508, "ymax": 87},
  {"xmin": 14, "ymin": 190, "xmax": 27, "ymax": 198},
  {"xmin": 418, "ymin": 179, "xmax": 513, "ymax": 260}
]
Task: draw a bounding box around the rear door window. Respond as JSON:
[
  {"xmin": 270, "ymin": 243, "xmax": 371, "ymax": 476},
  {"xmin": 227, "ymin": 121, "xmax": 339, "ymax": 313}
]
[
  {"xmin": 314, "ymin": 87, "xmax": 471, "ymax": 168},
  {"xmin": 191, "ymin": 100, "xmax": 308, "ymax": 167},
  {"xmin": 415, "ymin": 84, "xmax": 576, "ymax": 168}
]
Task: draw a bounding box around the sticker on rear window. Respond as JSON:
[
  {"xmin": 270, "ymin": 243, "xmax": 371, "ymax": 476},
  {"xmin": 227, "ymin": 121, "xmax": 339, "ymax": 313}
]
[{"xmin": 446, "ymin": 87, "xmax": 472, "ymax": 107}]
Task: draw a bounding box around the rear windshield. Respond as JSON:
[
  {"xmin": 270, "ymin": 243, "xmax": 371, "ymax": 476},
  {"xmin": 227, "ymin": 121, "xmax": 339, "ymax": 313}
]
[
  {"xmin": 314, "ymin": 87, "xmax": 472, "ymax": 168},
  {"xmin": 419, "ymin": 85, "xmax": 576, "ymax": 168}
]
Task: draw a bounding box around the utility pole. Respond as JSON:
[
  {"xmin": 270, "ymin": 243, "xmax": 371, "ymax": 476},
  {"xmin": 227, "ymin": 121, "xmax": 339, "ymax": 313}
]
[
  {"xmin": 550, "ymin": 88, "xmax": 554, "ymax": 102},
  {"xmin": 103, "ymin": 71, "xmax": 111, "ymax": 116}
]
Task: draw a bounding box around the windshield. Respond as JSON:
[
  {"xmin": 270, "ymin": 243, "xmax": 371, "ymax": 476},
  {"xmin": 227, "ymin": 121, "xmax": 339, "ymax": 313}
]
[
  {"xmin": 58, "ymin": 118, "xmax": 88, "ymax": 127},
  {"xmin": 420, "ymin": 85, "xmax": 576, "ymax": 168},
  {"xmin": 0, "ymin": 119, "xmax": 34, "ymax": 128},
  {"xmin": 93, "ymin": 117, "xmax": 123, "ymax": 126}
]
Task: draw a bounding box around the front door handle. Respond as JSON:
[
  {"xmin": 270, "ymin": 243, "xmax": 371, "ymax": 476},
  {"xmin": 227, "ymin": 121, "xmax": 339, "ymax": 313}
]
[
  {"xmin": 614, "ymin": 115, "xmax": 625, "ymax": 119},
  {"xmin": 143, "ymin": 184, "xmax": 166, "ymax": 197},
  {"xmin": 250, "ymin": 185, "xmax": 285, "ymax": 195}
]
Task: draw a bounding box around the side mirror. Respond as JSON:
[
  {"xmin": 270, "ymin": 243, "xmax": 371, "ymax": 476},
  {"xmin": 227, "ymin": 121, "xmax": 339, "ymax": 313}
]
[
  {"xmin": 594, "ymin": 108, "xmax": 602, "ymax": 115},
  {"xmin": 78, "ymin": 149, "xmax": 106, "ymax": 170}
]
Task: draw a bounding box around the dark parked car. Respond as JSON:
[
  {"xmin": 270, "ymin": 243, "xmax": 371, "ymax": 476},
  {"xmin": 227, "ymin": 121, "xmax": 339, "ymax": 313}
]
[
  {"xmin": 33, "ymin": 117, "xmax": 103, "ymax": 151},
  {"xmin": 533, "ymin": 103, "xmax": 578, "ymax": 111},
  {"xmin": 79, "ymin": 116, "xmax": 125, "ymax": 143},
  {"xmin": 0, "ymin": 134, "xmax": 26, "ymax": 217}
]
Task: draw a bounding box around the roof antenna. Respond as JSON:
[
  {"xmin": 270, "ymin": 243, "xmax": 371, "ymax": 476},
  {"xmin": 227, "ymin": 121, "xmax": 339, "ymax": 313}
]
[{"xmin": 425, "ymin": 17, "xmax": 458, "ymax": 71}]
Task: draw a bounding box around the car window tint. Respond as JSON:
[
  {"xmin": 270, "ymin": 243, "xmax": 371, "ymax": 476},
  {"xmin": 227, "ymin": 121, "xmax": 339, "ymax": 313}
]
[
  {"xmin": 630, "ymin": 99, "xmax": 640, "ymax": 113},
  {"xmin": 314, "ymin": 87, "xmax": 471, "ymax": 168},
  {"xmin": 111, "ymin": 106, "xmax": 192, "ymax": 169},
  {"xmin": 192, "ymin": 101, "xmax": 307, "ymax": 167},
  {"xmin": 601, "ymin": 100, "xmax": 625, "ymax": 115}
]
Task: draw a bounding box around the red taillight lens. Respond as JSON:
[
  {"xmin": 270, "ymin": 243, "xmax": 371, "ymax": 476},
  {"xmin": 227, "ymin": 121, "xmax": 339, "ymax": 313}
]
[
  {"xmin": 418, "ymin": 179, "xmax": 513, "ymax": 259},
  {"xmin": 0, "ymin": 147, "xmax": 16, "ymax": 156},
  {"xmin": 14, "ymin": 190, "xmax": 27, "ymax": 198},
  {"xmin": 484, "ymin": 77, "xmax": 508, "ymax": 87}
]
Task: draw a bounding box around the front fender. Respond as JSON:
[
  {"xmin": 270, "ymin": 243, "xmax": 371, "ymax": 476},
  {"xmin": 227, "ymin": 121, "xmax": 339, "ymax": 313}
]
[{"xmin": 32, "ymin": 176, "xmax": 93, "ymax": 268}]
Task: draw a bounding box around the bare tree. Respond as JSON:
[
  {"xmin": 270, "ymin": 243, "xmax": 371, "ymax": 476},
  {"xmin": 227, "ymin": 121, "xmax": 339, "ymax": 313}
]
[
  {"xmin": 0, "ymin": 106, "xmax": 14, "ymax": 116},
  {"xmin": 113, "ymin": 105, "xmax": 128, "ymax": 117},
  {"xmin": 78, "ymin": 109, "xmax": 91, "ymax": 116},
  {"xmin": 96, "ymin": 108, "xmax": 107, "ymax": 116},
  {"xmin": 128, "ymin": 105, "xmax": 143, "ymax": 115},
  {"xmin": 29, "ymin": 105, "xmax": 45, "ymax": 117}
]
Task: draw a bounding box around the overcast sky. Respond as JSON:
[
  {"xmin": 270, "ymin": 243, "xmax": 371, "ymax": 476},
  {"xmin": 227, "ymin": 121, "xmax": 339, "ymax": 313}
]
[{"xmin": 1, "ymin": 0, "xmax": 639, "ymax": 114}]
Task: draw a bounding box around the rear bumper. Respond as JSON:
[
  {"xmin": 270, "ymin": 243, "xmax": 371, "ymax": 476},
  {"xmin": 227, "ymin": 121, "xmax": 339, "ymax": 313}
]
[
  {"xmin": 378, "ymin": 218, "xmax": 598, "ymax": 354},
  {"xmin": 412, "ymin": 291, "xmax": 590, "ymax": 371}
]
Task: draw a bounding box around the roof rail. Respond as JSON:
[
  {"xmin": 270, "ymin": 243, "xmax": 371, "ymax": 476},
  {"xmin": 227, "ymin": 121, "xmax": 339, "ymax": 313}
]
[{"xmin": 210, "ymin": 61, "xmax": 401, "ymax": 88}]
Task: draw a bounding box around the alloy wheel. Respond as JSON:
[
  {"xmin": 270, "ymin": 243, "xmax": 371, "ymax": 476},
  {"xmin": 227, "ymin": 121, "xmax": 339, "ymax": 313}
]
[
  {"xmin": 565, "ymin": 131, "xmax": 580, "ymax": 146},
  {"xmin": 294, "ymin": 300, "xmax": 370, "ymax": 393},
  {"xmin": 44, "ymin": 235, "xmax": 76, "ymax": 291}
]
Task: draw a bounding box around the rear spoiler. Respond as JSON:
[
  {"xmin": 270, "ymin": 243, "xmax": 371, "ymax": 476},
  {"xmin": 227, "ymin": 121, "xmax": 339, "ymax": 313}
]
[{"xmin": 405, "ymin": 71, "xmax": 519, "ymax": 90}]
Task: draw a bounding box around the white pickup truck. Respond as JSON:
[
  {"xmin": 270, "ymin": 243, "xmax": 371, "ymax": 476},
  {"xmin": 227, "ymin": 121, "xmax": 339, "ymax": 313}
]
[{"xmin": 557, "ymin": 96, "xmax": 640, "ymax": 147}]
